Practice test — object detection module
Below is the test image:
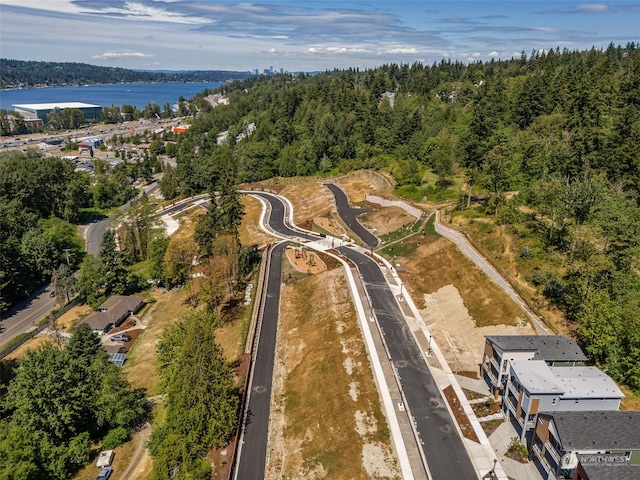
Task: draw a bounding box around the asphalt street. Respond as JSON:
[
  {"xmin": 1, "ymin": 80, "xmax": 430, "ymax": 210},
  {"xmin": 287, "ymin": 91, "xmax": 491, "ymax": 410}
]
[
  {"xmin": 250, "ymin": 191, "xmax": 477, "ymax": 479},
  {"xmin": 338, "ymin": 247, "xmax": 478, "ymax": 480},
  {"xmin": 0, "ymin": 287, "xmax": 57, "ymax": 349},
  {"xmin": 234, "ymin": 241, "xmax": 288, "ymax": 480},
  {"xmin": 324, "ymin": 183, "xmax": 379, "ymax": 248}
]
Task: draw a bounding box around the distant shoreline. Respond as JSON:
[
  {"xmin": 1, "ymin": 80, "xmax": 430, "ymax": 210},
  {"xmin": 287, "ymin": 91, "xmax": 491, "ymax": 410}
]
[{"xmin": 1, "ymin": 80, "xmax": 224, "ymax": 92}]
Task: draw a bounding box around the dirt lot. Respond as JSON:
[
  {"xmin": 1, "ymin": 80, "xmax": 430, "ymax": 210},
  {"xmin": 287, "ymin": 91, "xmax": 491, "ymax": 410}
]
[
  {"xmin": 239, "ymin": 195, "xmax": 278, "ymax": 247},
  {"xmin": 278, "ymin": 173, "xmax": 537, "ymax": 378},
  {"xmin": 268, "ymin": 262, "xmax": 400, "ymax": 479}
]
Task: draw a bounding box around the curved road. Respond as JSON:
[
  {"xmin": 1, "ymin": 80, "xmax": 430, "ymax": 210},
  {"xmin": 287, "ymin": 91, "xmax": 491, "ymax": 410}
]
[
  {"xmin": 247, "ymin": 190, "xmax": 477, "ymax": 480},
  {"xmin": 324, "ymin": 183, "xmax": 379, "ymax": 248}
]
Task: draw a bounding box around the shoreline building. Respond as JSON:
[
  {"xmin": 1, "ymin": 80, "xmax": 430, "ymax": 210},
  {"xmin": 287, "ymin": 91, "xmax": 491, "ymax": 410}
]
[{"xmin": 12, "ymin": 102, "xmax": 102, "ymax": 122}]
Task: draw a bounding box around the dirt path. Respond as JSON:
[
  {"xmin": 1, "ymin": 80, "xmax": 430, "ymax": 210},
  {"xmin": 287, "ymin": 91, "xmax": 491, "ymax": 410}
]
[{"xmin": 116, "ymin": 423, "xmax": 151, "ymax": 480}]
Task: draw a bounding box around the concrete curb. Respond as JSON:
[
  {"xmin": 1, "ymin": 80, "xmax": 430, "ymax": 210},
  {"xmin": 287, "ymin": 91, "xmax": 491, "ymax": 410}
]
[{"xmin": 248, "ymin": 192, "xmax": 415, "ymax": 479}]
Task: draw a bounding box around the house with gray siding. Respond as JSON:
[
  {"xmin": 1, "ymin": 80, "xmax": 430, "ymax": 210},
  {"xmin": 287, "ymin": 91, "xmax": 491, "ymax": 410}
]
[
  {"xmin": 481, "ymin": 335, "xmax": 587, "ymax": 398},
  {"xmin": 503, "ymin": 360, "xmax": 623, "ymax": 443},
  {"xmin": 531, "ymin": 411, "xmax": 640, "ymax": 480}
]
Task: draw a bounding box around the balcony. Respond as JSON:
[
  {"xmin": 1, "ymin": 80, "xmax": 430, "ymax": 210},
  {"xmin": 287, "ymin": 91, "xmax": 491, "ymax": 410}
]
[{"xmin": 545, "ymin": 442, "xmax": 561, "ymax": 464}]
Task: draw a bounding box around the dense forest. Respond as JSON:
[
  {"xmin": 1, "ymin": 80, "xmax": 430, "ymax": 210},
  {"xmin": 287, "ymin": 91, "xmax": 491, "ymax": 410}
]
[
  {"xmin": 161, "ymin": 43, "xmax": 639, "ymax": 390},
  {"xmin": 0, "ymin": 59, "xmax": 252, "ymax": 89},
  {"xmin": 0, "ymin": 150, "xmax": 162, "ymax": 311}
]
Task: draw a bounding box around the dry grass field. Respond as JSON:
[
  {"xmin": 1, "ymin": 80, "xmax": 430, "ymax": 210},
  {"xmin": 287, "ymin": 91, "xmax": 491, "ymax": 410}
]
[{"xmin": 267, "ymin": 265, "xmax": 400, "ymax": 479}]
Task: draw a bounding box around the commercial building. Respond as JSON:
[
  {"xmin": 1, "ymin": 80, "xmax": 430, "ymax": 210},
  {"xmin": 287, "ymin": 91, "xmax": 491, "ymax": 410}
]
[{"xmin": 12, "ymin": 102, "xmax": 102, "ymax": 122}]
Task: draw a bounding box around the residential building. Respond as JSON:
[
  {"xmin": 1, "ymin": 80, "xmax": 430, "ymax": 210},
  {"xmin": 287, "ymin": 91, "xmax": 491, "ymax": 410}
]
[
  {"xmin": 531, "ymin": 411, "xmax": 640, "ymax": 480},
  {"xmin": 481, "ymin": 335, "xmax": 587, "ymax": 398},
  {"xmin": 503, "ymin": 360, "xmax": 623, "ymax": 443},
  {"xmin": 79, "ymin": 295, "xmax": 144, "ymax": 335}
]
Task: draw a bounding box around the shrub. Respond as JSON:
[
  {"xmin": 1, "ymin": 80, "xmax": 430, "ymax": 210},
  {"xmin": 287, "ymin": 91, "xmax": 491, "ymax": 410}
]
[{"xmin": 102, "ymin": 427, "xmax": 130, "ymax": 450}]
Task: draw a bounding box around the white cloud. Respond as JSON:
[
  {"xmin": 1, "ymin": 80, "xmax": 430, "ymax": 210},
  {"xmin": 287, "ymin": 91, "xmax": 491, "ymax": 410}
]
[
  {"xmin": 380, "ymin": 47, "xmax": 419, "ymax": 55},
  {"xmin": 576, "ymin": 3, "xmax": 610, "ymax": 13},
  {"xmin": 97, "ymin": 1, "xmax": 212, "ymax": 25},
  {"xmin": 307, "ymin": 46, "xmax": 368, "ymax": 55},
  {"xmin": 488, "ymin": 51, "xmax": 500, "ymax": 57}
]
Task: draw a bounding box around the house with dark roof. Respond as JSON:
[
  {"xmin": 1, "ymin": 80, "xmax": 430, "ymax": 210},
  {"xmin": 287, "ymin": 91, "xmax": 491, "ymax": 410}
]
[
  {"xmin": 79, "ymin": 295, "xmax": 144, "ymax": 335},
  {"xmin": 531, "ymin": 411, "xmax": 640, "ymax": 480},
  {"xmin": 503, "ymin": 360, "xmax": 623, "ymax": 443},
  {"xmin": 480, "ymin": 335, "xmax": 588, "ymax": 398}
]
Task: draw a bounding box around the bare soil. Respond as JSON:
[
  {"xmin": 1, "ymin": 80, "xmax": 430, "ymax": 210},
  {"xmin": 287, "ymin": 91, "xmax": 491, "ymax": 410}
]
[
  {"xmin": 396, "ymin": 235, "xmax": 532, "ymax": 368},
  {"xmin": 448, "ymin": 214, "xmax": 568, "ymax": 334},
  {"xmin": 239, "ymin": 195, "xmax": 279, "ymax": 247},
  {"xmin": 359, "ymin": 205, "xmax": 415, "ymax": 237},
  {"xmin": 418, "ymin": 284, "xmax": 534, "ymax": 373},
  {"xmin": 268, "ymin": 267, "xmax": 400, "ymax": 479}
]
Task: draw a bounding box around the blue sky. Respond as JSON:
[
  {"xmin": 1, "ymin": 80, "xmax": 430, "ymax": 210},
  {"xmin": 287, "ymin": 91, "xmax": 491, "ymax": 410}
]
[{"xmin": 1, "ymin": 1, "xmax": 639, "ymax": 72}]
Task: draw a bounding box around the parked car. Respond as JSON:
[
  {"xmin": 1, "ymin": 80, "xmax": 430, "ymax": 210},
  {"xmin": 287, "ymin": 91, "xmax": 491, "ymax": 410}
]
[
  {"xmin": 110, "ymin": 333, "xmax": 131, "ymax": 342},
  {"xmin": 96, "ymin": 467, "xmax": 112, "ymax": 480}
]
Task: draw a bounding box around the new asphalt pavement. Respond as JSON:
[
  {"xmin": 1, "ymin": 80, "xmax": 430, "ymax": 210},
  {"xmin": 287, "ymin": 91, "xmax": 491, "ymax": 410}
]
[{"xmin": 246, "ymin": 190, "xmax": 478, "ymax": 479}]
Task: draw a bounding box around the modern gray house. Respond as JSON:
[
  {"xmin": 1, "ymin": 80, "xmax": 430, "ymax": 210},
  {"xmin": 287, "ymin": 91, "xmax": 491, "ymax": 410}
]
[
  {"xmin": 480, "ymin": 335, "xmax": 588, "ymax": 398},
  {"xmin": 503, "ymin": 360, "xmax": 623, "ymax": 443},
  {"xmin": 531, "ymin": 411, "xmax": 640, "ymax": 480}
]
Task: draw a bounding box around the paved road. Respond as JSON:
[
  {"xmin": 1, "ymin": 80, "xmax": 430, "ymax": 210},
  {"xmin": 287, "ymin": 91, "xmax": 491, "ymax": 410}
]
[
  {"xmin": 1, "ymin": 177, "xmax": 165, "ymax": 349},
  {"xmin": 338, "ymin": 247, "xmax": 477, "ymax": 480},
  {"xmin": 251, "ymin": 191, "xmax": 477, "ymax": 479},
  {"xmin": 0, "ymin": 287, "xmax": 56, "ymax": 349},
  {"xmin": 234, "ymin": 241, "xmax": 288, "ymax": 480},
  {"xmin": 324, "ymin": 183, "xmax": 379, "ymax": 248}
]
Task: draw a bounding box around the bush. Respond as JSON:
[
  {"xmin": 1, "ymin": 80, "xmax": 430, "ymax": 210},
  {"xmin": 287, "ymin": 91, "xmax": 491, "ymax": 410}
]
[
  {"xmin": 102, "ymin": 427, "xmax": 130, "ymax": 449},
  {"xmin": 395, "ymin": 184, "xmax": 424, "ymax": 202}
]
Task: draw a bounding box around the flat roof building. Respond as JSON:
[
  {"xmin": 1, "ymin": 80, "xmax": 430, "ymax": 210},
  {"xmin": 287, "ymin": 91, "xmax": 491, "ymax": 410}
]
[{"xmin": 12, "ymin": 102, "xmax": 102, "ymax": 122}]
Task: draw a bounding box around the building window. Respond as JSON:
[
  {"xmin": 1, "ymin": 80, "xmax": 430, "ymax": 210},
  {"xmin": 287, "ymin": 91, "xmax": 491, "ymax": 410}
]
[
  {"xmin": 539, "ymin": 418, "xmax": 545, "ymax": 425},
  {"xmin": 574, "ymin": 399, "xmax": 580, "ymax": 405}
]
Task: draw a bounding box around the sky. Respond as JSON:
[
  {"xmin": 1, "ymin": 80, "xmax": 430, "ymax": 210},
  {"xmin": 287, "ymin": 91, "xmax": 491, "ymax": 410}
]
[{"xmin": 1, "ymin": 1, "xmax": 639, "ymax": 72}]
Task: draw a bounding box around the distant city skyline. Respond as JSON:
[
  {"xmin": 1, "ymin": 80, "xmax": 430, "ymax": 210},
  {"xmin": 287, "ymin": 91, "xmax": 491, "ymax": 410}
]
[{"xmin": 1, "ymin": 1, "xmax": 639, "ymax": 72}]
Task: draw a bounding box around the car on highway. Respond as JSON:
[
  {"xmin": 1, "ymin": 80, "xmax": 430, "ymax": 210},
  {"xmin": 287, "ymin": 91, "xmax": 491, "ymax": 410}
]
[
  {"xmin": 110, "ymin": 333, "xmax": 131, "ymax": 342},
  {"xmin": 96, "ymin": 467, "xmax": 112, "ymax": 480}
]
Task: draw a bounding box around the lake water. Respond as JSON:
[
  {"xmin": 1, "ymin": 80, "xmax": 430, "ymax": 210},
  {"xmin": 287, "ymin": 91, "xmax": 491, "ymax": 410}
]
[{"xmin": 0, "ymin": 82, "xmax": 223, "ymax": 111}]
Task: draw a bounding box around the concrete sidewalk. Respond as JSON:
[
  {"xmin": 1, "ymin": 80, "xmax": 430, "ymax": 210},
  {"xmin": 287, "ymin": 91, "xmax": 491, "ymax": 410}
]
[
  {"xmin": 489, "ymin": 423, "xmax": 541, "ymax": 480},
  {"xmin": 375, "ymin": 252, "xmax": 509, "ymax": 480}
]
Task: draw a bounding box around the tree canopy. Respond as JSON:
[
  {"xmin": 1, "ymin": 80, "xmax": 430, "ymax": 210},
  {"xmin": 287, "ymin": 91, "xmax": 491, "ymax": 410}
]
[{"xmin": 0, "ymin": 324, "xmax": 145, "ymax": 479}]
